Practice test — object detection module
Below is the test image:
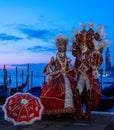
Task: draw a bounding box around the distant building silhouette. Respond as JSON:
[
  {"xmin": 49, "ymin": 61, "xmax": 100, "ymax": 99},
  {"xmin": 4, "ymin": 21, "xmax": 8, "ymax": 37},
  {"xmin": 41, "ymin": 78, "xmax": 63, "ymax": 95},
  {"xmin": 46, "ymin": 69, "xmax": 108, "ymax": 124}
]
[
  {"xmin": 105, "ymin": 47, "xmax": 111, "ymax": 71},
  {"xmin": 98, "ymin": 47, "xmax": 114, "ymax": 89}
]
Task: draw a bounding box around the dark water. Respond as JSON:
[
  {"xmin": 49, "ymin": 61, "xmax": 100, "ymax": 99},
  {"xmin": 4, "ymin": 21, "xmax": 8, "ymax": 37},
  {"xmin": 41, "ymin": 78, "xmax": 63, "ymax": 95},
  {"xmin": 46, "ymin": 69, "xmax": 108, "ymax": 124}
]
[{"xmin": 93, "ymin": 96, "xmax": 114, "ymax": 113}]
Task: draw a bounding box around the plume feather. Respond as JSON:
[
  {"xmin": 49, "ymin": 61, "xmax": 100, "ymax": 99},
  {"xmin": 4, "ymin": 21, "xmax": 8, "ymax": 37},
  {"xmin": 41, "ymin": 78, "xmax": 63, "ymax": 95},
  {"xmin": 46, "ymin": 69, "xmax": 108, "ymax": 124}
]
[
  {"xmin": 100, "ymin": 33, "xmax": 107, "ymax": 39},
  {"xmin": 72, "ymin": 28, "xmax": 79, "ymax": 35},
  {"xmin": 97, "ymin": 24, "xmax": 105, "ymax": 33},
  {"xmin": 88, "ymin": 22, "xmax": 95, "ymax": 28}
]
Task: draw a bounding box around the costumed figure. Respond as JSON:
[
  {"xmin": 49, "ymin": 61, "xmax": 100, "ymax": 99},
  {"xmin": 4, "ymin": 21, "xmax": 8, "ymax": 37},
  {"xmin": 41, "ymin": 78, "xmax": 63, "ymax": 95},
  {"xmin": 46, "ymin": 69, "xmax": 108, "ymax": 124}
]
[
  {"xmin": 72, "ymin": 22, "xmax": 111, "ymax": 119},
  {"xmin": 40, "ymin": 34, "xmax": 76, "ymax": 115}
]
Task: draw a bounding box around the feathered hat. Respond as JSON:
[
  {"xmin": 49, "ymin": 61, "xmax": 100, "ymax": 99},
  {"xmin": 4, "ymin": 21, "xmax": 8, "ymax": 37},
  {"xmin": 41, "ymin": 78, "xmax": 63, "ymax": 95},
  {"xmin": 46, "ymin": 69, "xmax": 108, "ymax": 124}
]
[
  {"xmin": 73, "ymin": 22, "xmax": 111, "ymax": 51},
  {"xmin": 55, "ymin": 34, "xmax": 68, "ymax": 52}
]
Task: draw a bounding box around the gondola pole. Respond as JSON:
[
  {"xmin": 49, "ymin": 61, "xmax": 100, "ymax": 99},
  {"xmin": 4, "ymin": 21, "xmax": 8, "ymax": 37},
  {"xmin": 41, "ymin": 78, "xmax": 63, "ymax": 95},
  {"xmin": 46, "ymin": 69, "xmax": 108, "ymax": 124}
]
[
  {"xmin": 3, "ymin": 65, "xmax": 7, "ymax": 91},
  {"xmin": 22, "ymin": 70, "xmax": 24, "ymax": 87},
  {"xmin": 31, "ymin": 71, "xmax": 33, "ymax": 89}
]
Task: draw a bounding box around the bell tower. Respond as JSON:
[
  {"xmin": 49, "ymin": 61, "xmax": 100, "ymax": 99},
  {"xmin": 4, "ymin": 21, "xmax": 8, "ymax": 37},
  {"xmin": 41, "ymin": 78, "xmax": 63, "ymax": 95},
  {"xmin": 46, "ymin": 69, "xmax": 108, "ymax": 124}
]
[{"xmin": 105, "ymin": 47, "xmax": 111, "ymax": 71}]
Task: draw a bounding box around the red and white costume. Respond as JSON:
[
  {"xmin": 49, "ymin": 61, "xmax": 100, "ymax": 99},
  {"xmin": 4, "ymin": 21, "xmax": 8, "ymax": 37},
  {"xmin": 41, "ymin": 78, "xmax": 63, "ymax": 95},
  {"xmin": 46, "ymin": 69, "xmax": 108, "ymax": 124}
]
[
  {"xmin": 75, "ymin": 47, "xmax": 102, "ymax": 109},
  {"xmin": 40, "ymin": 34, "xmax": 76, "ymax": 115},
  {"xmin": 72, "ymin": 22, "xmax": 110, "ymax": 119}
]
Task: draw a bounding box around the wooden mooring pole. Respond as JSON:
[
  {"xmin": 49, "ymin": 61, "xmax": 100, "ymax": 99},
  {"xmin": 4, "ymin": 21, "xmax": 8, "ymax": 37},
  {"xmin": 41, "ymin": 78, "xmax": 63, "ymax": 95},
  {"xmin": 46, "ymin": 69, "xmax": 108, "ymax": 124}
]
[
  {"xmin": 31, "ymin": 71, "xmax": 33, "ymax": 89},
  {"xmin": 22, "ymin": 70, "xmax": 24, "ymax": 86},
  {"xmin": 3, "ymin": 65, "xmax": 7, "ymax": 91}
]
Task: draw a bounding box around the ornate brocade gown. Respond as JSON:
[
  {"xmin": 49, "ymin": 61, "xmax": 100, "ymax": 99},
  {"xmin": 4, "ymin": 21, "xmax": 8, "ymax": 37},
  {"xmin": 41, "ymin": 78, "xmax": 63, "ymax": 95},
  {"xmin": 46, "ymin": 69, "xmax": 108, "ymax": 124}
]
[{"xmin": 40, "ymin": 57, "xmax": 76, "ymax": 115}]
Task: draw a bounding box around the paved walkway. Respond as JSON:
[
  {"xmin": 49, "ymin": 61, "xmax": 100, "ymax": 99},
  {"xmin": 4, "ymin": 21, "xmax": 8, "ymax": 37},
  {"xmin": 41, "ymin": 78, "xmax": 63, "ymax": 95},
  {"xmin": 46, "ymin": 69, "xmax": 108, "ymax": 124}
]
[{"xmin": 0, "ymin": 109, "xmax": 114, "ymax": 130}]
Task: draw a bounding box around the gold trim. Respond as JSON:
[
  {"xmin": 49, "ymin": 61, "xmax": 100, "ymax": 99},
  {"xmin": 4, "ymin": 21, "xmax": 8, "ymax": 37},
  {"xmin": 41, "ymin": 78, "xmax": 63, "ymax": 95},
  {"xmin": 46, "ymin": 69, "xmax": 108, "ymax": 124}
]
[
  {"xmin": 42, "ymin": 107, "xmax": 75, "ymax": 115},
  {"xmin": 40, "ymin": 96, "xmax": 64, "ymax": 101}
]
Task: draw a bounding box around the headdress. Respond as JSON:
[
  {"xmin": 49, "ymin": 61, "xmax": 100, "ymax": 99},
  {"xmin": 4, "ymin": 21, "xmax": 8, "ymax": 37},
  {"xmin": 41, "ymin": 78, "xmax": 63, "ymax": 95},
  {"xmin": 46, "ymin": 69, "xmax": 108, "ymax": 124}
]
[
  {"xmin": 73, "ymin": 22, "xmax": 111, "ymax": 50},
  {"xmin": 55, "ymin": 34, "xmax": 68, "ymax": 52}
]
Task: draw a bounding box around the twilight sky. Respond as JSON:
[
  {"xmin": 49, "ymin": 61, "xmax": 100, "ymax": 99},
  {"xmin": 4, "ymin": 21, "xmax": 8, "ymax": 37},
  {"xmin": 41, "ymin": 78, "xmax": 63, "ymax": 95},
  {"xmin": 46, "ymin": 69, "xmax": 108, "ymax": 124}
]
[{"xmin": 0, "ymin": 0, "xmax": 114, "ymax": 69}]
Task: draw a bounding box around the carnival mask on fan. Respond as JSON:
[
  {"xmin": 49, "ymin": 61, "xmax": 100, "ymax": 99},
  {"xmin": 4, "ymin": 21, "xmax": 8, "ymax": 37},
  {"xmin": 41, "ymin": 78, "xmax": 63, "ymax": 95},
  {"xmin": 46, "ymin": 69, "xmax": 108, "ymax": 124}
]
[
  {"xmin": 90, "ymin": 50, "xmax": 103, "ymax": 69},
  {"xmin": 80, "ymin": 42, "xmax": 88, "ymax": 52}
]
